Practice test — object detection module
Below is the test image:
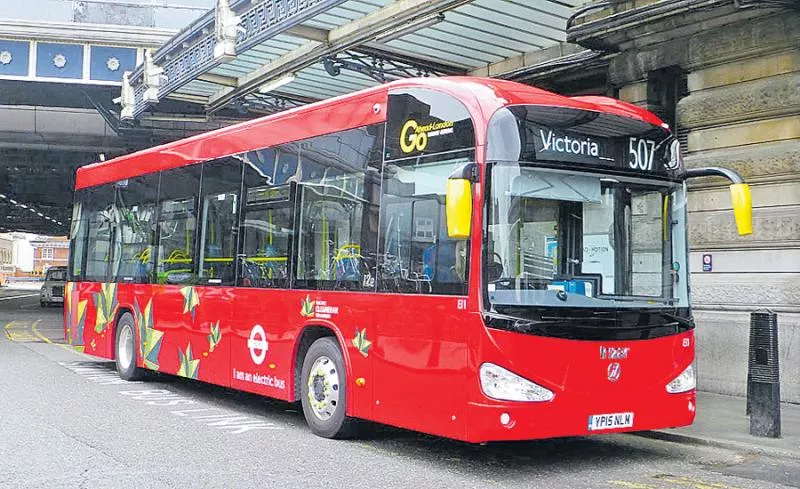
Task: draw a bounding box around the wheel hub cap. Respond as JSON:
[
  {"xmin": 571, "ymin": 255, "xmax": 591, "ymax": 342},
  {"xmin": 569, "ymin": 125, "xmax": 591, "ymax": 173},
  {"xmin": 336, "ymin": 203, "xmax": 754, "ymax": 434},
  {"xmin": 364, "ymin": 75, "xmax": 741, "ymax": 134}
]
[
  {"xmin": 307, "ymin": 356, "xmax": 339, "ymax": 421},
  {"xmin": 118, "ymin": 325, "xmax": 133, "ymax": 369}
]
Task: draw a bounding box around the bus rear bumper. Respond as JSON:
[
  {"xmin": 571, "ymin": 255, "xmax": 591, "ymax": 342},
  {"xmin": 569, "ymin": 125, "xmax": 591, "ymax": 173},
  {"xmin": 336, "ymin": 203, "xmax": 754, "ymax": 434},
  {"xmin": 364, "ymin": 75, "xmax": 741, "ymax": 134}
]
[{"xmin": 464, "ymin": 391, "xmax": 696, "ymax": 443}]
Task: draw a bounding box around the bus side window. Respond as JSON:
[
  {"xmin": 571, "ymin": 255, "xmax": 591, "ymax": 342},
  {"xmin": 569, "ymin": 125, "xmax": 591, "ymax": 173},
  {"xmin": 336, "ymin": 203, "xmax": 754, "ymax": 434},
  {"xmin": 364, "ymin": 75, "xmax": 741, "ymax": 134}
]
[
  {"xmin": 111, "ymin": 174, "xmax": 158, "ymax": 284},
  {"xmin": 83, "ymin": 184, "xmax": 115, "ymax": 282},
  {"xmin": 155, "ymin": 166, "xmax": 201, "ymax": 285},
  {"xmin": 69, "ymin": 190, "xmax": 88, "ymax": 281},
  {"xmin": 198, "ymin": 158, "xmax": 242, "ymax": 286},
  {"xmin": 296, "ymin": 186, "xmax": 371, "ymax": 290},
  {"xmin": 293, "ymin": 126, "xmax": 382, "ymax": 291},
  {"xmin": 238, "ymin": 155, "xmax": 294, "ymax": 289},
  {"xmin": 378, "ymin": 157, "xmax": 471, "ymax": 295}
]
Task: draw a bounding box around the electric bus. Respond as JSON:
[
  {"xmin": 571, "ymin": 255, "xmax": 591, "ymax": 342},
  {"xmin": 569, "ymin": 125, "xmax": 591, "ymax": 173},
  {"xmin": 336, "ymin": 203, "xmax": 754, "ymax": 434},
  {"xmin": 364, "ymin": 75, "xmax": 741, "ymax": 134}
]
[{"xmin": 66, "ymin": 77, "xmax": 752, "ymax": 441}]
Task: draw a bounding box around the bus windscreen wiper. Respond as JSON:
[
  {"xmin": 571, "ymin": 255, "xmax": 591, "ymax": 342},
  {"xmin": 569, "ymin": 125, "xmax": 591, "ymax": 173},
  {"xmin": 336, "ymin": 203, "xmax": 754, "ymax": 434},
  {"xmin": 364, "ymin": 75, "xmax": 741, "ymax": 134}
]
[{"xmin": 659, "ymin": 312, "xmax": 694, "ymax": 329}]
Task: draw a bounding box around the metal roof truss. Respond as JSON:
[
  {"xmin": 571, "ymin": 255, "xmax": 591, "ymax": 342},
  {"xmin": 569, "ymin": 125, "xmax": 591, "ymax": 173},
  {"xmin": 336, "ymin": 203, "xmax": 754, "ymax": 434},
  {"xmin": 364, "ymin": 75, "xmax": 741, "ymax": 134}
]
[{"xmin": 118, "ymin": 0, "xmax": 580, "ymax": 121}]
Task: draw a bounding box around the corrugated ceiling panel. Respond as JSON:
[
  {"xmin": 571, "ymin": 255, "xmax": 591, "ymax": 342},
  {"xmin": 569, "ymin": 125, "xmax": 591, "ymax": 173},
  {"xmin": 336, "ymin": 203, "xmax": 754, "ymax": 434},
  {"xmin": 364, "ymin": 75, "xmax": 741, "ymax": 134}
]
[{"xmin": 137, "ymin": 0, "xmax": 578, "ymax": 115}]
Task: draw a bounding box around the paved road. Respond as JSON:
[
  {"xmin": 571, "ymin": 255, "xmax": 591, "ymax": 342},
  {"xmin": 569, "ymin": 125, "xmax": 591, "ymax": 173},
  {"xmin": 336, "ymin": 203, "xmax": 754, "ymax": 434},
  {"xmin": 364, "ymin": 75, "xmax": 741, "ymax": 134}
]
[{"xmin": 1, "ymin": 288, "xmax": 798, "ymax": 489}]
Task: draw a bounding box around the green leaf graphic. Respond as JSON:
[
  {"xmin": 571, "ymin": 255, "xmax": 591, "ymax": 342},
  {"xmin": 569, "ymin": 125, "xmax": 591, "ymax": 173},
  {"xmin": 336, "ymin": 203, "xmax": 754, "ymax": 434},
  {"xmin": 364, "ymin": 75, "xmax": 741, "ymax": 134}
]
[
  {"xmin": 207, "ymin": 321, "xmax": 221, "ymax": 353},
  {"xmin": 66, "ymin": 282, "xmax": 88, "ymax": 347},
  {"xmin": 177, "ymin": 343, "xmax": 200, "ymax": 379},
  {"xmin": 300, "ymin": 295, "xmax": 315, "ymax": 318},
  {"xmin": 134, "ymin": 298, "xmax": 163, "ymax": 371},
  {"xmin": 180, "ymin": 286, "xmax": 200, "ymax": 320},
  {"xmin": 93, "ymin": 282, "xmax": 118, "ymax": 334},
  {"xmin": 351, "ymin": 327, "xmax": 372, "ymax": 358}
]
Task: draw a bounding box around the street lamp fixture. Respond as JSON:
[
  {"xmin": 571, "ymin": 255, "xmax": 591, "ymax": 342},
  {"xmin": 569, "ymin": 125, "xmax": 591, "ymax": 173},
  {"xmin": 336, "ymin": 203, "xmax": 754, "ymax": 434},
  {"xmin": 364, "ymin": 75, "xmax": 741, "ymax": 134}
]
[
  {"xmin": 375, "ymin": 13, "xmax": 446, "ymax": 44},
  {"xmin": 258, "ymin": 73, "xmax": 296, "ymax": 94}
]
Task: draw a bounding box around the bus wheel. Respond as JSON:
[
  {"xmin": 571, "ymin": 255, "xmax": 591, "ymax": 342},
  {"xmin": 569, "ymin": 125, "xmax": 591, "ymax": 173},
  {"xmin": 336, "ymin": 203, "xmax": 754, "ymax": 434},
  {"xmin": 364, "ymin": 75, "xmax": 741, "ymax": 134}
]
[
  {"xmin": 115, "ymin": 312, "xmax": 144, "ymax": 381},
  {"xmin": 300, "ymin": 337, "xmax": 356, "ymax": 439}
]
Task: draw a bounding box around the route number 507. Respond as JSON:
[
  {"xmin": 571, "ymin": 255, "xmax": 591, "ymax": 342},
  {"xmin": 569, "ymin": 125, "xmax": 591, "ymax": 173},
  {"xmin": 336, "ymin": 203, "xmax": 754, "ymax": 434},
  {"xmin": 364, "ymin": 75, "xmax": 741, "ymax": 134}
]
[{"xmin": 628, "ymin": 137, "xmax": 656, "ymax": 171}]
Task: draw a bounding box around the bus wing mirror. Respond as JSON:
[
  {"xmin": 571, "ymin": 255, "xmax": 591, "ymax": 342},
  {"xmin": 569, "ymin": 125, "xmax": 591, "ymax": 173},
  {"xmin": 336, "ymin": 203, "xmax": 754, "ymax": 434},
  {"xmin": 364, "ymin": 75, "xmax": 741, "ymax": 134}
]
[
  {"xmin": 730, "ymin": 183, "xmax": 752, "ymax": 236},
  {"xmin": 446, "ymin": 163, "xmax": 477, "ymax": 240},
  {"xmin": 684, "ymin": 166, "xmax": 752, "ymax": 236}
]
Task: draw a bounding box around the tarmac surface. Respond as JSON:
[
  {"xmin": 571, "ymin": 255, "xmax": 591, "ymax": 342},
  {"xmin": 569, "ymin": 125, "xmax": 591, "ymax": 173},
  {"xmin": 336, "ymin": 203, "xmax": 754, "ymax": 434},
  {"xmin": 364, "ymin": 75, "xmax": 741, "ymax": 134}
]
[{"xmin": 1, "ymin": 285, "xmax": 799, "ymax": 489}]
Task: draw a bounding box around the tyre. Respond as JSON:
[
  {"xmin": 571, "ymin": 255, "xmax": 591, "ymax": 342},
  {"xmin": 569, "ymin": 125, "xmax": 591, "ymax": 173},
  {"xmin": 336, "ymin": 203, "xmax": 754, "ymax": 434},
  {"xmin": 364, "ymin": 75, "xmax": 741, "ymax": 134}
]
[
  {"xmin": 300, "ymin": 336, "xmax": 357, "ymax": 439},
  {"xmin": 40, "ymin": 301, "xmax": 46, "ymax": 308},
  {"xmin": 115, "ymin": 312, "xmax": 145, "ymax": 381}
]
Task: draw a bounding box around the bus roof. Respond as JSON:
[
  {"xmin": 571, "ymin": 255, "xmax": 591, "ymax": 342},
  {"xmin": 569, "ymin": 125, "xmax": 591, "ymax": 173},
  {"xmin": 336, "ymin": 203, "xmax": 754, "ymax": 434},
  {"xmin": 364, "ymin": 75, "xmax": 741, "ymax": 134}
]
[{"xmin": 75, "ymin": 77, "xmax": 666, "ymax": 190}]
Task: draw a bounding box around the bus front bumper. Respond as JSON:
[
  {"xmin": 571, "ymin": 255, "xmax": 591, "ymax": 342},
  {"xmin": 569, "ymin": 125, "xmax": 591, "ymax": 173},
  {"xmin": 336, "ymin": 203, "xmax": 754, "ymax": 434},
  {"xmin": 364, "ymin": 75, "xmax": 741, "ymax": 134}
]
[{"xmin": 464, "ymin": 391, "xmax": 696, "ymax": 443}]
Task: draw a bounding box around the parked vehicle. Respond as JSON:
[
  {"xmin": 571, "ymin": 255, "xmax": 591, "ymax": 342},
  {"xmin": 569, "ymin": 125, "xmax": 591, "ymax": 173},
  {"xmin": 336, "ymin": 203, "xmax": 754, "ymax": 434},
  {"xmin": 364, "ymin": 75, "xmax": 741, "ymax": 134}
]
[{"xmin": 40, "ymin": 266, "xmax": 67, "ymax": 307}]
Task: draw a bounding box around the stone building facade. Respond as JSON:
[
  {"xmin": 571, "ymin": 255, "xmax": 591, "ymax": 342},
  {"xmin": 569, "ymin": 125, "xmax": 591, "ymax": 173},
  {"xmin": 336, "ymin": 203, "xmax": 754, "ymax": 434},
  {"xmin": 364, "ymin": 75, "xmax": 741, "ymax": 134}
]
[{"xmin": 561, "ymin": 0, "xmax": 800, "ymax": 402}]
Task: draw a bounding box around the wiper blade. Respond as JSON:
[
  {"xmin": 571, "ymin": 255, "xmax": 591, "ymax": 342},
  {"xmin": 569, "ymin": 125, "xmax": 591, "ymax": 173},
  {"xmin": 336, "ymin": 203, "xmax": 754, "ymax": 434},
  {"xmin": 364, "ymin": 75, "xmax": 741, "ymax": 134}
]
[
  {"xmin": 659, "ymin": 312, "xmax": 694, "ymax": 328},
  {"xmin": 483, "ymin": 311, "xmax": 542, "ymax": 333}
]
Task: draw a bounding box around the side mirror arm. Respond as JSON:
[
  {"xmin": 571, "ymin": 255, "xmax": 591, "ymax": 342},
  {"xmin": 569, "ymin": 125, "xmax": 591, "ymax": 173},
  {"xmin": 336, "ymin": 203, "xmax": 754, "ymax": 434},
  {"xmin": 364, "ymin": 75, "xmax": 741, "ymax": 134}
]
[{"xmin": 684, "ymin": 167, "xmax": 752, "ymax": 236}]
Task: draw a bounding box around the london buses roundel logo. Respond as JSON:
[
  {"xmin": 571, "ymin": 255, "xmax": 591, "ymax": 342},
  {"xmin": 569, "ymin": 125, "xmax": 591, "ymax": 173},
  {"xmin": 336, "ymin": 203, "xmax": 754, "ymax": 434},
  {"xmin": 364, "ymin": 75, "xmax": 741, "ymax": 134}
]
[{"xmin": 248, "ymin": 325, "xmax": 268, "ymax": 365}]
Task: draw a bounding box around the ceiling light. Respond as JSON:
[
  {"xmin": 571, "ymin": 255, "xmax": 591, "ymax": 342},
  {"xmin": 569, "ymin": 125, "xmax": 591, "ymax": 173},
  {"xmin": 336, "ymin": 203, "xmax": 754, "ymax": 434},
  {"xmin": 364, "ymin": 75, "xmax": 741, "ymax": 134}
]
[
  {"xmin": 9, "ymin": 199, "xmax": 17, "ymax": 204},
  {"xmin": 375, "ymin": 13, "xmax": 445, "ymax": 44},
  {"xmin": 258, "ymin": 73, "xmax": 296, "ymax": 94}
]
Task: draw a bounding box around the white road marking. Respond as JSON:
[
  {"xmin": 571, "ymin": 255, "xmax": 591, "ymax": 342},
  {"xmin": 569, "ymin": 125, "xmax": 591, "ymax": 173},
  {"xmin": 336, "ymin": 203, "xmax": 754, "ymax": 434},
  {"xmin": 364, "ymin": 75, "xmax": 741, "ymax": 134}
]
[
  {"xmin": 58, "ymin": 361, "xmax": 283, "ymax": 435},
  {"xmin": 0, "ymin": 293, "xmax": 39, "ymax": 301}
]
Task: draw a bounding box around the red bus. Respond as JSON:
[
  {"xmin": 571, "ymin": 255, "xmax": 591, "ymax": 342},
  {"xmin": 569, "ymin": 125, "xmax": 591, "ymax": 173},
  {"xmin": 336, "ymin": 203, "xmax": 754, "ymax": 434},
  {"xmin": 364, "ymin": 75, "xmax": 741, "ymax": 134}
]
[{"xmin": 65, "ymin": 77, "xmax": 752, "ymax": 442}]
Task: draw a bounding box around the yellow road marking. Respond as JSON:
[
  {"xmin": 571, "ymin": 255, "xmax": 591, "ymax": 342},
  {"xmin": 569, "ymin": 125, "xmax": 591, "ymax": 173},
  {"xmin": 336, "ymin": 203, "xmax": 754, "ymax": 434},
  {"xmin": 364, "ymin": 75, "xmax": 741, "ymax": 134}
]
[
  {"xmin": 7, "ymin": 330, "xmax": 38, "ymax": 342},
  {"xmin": 5, "ymin": 318, "xmax": 85, "ymax": 356},
  {"xmin": 609, "ymin": 481, "xmax": 657, "ymax": 489},
  {"xmin": 31, "ymin": 319, "xmax": 52, "ymax": 344},
  {"xmin": 653, "ymin": 475, "xmax": 740, "ymax": 489}
]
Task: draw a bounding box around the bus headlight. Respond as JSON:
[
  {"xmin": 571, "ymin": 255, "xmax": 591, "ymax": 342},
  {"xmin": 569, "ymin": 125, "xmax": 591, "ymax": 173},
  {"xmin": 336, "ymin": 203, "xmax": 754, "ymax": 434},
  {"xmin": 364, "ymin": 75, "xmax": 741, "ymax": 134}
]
[
  {"xmin": 479, "ymin": 363, "xmax": 554, "ymax": 402},
  {"xmin": 666, "ymin": 364, "xmax": 695, "ymax": 393}
]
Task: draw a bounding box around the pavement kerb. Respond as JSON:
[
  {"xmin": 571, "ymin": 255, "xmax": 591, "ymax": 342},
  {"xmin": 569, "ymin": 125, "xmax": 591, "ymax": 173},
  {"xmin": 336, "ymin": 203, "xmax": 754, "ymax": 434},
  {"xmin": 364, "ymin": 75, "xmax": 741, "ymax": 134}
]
[{"xmin": 633, "ymin": 430, "xmax": 800, "ymax": 461}]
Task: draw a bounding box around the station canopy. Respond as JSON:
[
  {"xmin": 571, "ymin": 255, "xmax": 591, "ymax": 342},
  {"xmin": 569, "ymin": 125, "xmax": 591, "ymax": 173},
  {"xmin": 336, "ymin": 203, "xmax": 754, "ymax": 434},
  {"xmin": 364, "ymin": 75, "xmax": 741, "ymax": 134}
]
[{"xmin": 119, "ymin": 0, "xmax": 584, "ymax": 120}]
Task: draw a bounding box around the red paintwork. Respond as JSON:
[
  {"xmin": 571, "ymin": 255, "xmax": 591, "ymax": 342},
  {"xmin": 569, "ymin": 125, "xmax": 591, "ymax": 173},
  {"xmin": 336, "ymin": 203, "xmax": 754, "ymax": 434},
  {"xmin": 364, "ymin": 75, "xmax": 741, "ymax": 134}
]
[
  {"xmin": 67, "ymin": 78, "xmax": 694, "ymax": 443},
  {"xmin": 75, "ymin": 77, "xmax": 665, "ymax": 189}
]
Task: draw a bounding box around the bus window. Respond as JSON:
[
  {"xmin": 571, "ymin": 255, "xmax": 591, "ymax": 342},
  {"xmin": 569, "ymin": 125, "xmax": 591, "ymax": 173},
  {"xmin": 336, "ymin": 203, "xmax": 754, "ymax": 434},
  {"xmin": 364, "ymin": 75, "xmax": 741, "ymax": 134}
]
[
  {"xmin": 84, "ymin": 184, "xmax": 115, "ymax": 282},
  {"xmin": 296, "ymin": 184, "xmax": 374, "ymax": 290},
  {"xmin": 293, "ymin": 127, "xmax": 383, "ymax": 291},
  {"xmin": 68, "ymin": 190, "xmax": 88, "ymax": 281},
  {"xmin": 275, "ymin": 145, "xmax": 299, "ymax": 185},
  {"xmin": 156, "ymin": 166, "xmax": 201, "ymax": 284},
  {"xmin": 378, "ymin": 156, "xmax": 471, "ymax": 295},
  {"xmin": 111, "ymin": 174, "xmax": 158, "ymax": 283},
  {"xmin": 198, "ymin": 158, "xmax": 242, "ymax": 286},
  {"xmin": 238, "ymin": 158, "xmax": 294, "ymax": 288},
  {"xmin": 629, "ymin": 191, "xmax": 666, "ymax": 296}
]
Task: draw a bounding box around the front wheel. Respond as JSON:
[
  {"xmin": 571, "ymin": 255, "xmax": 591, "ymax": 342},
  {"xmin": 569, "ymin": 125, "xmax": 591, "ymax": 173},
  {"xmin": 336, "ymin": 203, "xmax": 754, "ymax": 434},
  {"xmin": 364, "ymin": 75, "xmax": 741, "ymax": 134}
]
[
  {"xmin": 300, "ymin": 337, "xmax": 357, "ymax": 439},
  {"xmin": 115, "ymin": 312, "xmax": 144, "ymax": 381}
]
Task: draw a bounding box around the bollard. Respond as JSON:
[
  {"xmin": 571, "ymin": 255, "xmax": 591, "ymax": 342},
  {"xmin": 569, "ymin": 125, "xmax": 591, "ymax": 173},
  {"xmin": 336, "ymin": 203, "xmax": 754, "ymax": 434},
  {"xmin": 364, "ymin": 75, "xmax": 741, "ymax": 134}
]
[{"xmin": 746, "ymin": 310, "xmax": 781, "ymax": 438}]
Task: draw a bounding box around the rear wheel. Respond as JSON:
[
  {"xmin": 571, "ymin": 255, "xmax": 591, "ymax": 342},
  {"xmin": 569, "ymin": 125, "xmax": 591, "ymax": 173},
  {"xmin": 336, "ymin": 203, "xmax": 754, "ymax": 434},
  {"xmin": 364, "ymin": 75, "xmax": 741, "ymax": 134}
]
[
  {"xmin": 115, "ymin": 312, "xmax": 144, "ymax": 381},
  {"xmin": 300, "ymin": 337, "xmax": 357, "ymax": 439}
]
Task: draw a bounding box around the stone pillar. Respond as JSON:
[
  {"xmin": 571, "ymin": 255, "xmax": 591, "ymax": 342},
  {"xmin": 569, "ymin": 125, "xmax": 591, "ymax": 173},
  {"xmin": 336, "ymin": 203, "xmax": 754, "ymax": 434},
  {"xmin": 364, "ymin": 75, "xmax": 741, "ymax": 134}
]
[
  {"xmin": 614, "ymin": 11, "xmax": 800, "ymax": 402},
  {"xmin": 682, "ymin": 15, "xmax": 799, "ymax": 403}
]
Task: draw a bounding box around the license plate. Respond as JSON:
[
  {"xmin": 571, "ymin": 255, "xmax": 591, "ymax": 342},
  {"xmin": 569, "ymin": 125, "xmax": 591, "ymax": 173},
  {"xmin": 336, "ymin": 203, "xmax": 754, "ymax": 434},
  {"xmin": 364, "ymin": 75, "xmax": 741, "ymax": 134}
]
[{"xmin": 587, "ymin": 412, "xmax": 634, "ymax": 431}]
